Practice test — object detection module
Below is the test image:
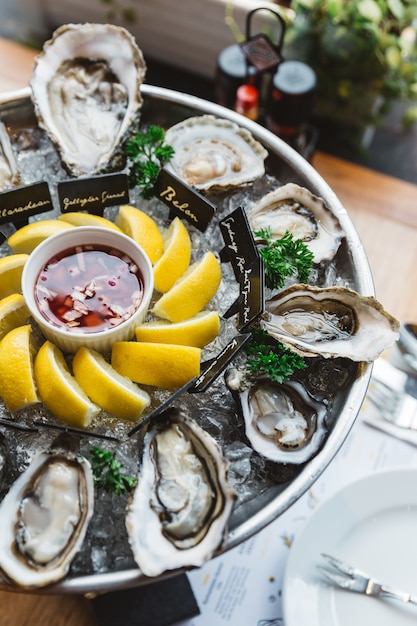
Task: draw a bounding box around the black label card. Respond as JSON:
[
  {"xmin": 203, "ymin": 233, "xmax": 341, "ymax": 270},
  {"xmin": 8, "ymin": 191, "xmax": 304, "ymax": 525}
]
[
  {"xmin": 219, "ymin": 206, "xmax": 259, "ymax": 279},
  {"xmin": 240, "ymin": 34, "xmax": 282, "ymax": 73},
  {"xmin": 153, "ymin": 168, "xmax": 216, "ymax": 232},
  {"xmin": 237, "ymin": 256, "xmax": 264, "ymax": 330},
  {"xmin": 58, "ymin": 173, "xmax": 130, "ymax": 216},
  {"xmin": 0, "ymin": 182, "xmax": 53, "ymax": 228},
  {"xmin": 190, "ymin": 333, "xmax": 251, "ymax": 394}
]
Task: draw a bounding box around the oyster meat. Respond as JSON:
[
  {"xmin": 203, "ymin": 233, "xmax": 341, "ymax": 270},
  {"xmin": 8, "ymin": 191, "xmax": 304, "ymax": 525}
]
[
  {"xmin": 226, "ymin": 368, "xmax": 328, "ymax": 464},
  {"xmin": 0, "ymin": 447, "xmax": 94, "ymax": 588},
  {"xmin": 126, "ymin": 408, "xmax": 235, "ymax": 577},
  {"xmin": 30, "ymin": 23, "xmax": 146, "ymax": 177},
  {"xmin": 164, "ymin": 115, "xmax": 268, "ymax": 193},
  {"xmin": 247, "ymin": 182, "xmax": 344, "ymax": 263},
  {"xmin": 262, "ymin": 284, "xmax": 399, "ymax": 361},
  {"xmin": 0, "ymin": 120, "xmax": 19, "ymax": 191}
]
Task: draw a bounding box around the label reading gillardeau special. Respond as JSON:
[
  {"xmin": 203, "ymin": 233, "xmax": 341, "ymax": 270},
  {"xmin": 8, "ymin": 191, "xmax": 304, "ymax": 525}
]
[
  {"xmin": 0, "ymin": 182, "xmax": 53, "ymax": 228},
  {"xmin": 220, "ymin": 206, "xmax": 264, "ymax": 330},
  {"xmin": 154, "ymin": 168, "xmax": 216, "ymax": 232},
  {"xmin": 58, "ymin": 173, "xmax": 130, "ymax": 215}
]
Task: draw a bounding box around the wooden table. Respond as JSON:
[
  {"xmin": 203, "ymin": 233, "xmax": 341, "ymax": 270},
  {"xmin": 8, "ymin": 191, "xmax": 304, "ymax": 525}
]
[{"xmin": 0, "ymin": 35, "xmax": 416, "ymax": 626}]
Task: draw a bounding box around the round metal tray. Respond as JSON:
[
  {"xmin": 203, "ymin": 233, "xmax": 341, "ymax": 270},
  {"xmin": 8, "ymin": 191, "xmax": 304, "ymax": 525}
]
[{"xmin": 0, "ymin": 85, "xmax": 373, "ymax": 595}]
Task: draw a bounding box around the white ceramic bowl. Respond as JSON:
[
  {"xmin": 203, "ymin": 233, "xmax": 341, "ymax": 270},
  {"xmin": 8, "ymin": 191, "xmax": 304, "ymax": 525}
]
[{"xmin": 22, "ymin": 226, "xmax": 154, "ymax": 353}]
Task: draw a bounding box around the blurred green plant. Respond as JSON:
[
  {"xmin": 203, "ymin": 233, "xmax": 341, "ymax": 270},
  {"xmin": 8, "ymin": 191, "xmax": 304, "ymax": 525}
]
[
  {"xmin": 99, "ymin": 0, "xmax": 140, "ymax": 23},
  {"xmin": 284, "ymin": 0, "xmax": 417, "ymax": 135}
]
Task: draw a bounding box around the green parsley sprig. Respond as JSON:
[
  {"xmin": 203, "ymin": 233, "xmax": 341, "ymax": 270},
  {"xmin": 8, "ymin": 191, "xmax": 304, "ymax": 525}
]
[
  {"xmin": 246, "ymin": 328, "xmax": 306, "ymax": 383},
  {"xmin": 126, "ymin": 125, "xmax": 174, "ymax": 199},
  {"xmin": 254, "ymin": 227, "xmax": 313, "ymax": 290},
  {"xmin": 90, "ymin": 446, "xmax": 137, "ymax": 496}
]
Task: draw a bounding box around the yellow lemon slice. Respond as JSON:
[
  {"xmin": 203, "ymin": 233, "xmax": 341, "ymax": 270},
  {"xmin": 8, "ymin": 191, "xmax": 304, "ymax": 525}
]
[
  {"xmin": 34, "ymin": 340, "xmax": 100, "ymax": 428},
  {"xmin": 111, "ymin": 341, "xmax": 201, "ymax": 388},
  {"xmin": 0, "ymin": 324, "xmax": 39, "ymax": 412},
  {"xmin": 72, "ymin": 346, "xmax": 151, "ymax": 421},
  {"xmin": 8, "ymin": 220, "xmax": 74, "ymax": 254},
  {"xmin": 0, "ymin": 293, "xmax": 30, "ymax": 341},
  {"xmin": 0, "ymin": 253, "xmax": 29, "ymax": 298},
  {"xmin": 135, "ymin": 311, "xmax": 220, "ymax": 348},
  {"xmin": 153, "ymin": 217, "xmax": 192, "ymax": 293},
  {"xmin": 152, "ymin": 251, "xmax": 222, "ymax": 323},
  {"xmin": 58, "ymin": 212, "xmax": 123, "ymax": 231},
  {"xmin": 116, "ymin": 205, "xmax": 164, "ymax": 264}
]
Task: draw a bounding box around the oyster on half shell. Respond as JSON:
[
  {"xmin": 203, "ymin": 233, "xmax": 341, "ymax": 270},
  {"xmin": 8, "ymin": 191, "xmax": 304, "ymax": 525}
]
[
  {"xmin": 126, "ymin": 407, "xmax": 235, "ymax": 577},
  {"xmin": 225, "ymin": 367, "xmax": 328, "ymax": 464},
  {"xmin": 0, "ymin": 444, "xmax": 94, "ymax": 589},
  {"xmin": 247, "ymin": 183, "xmax": 344, "ymax": 264},
  {"xmin": 30, "ymin": 23, "xmax": 146, "ymax": 177},
  {"xmin": 164, "ymin": 115, "xmax": 268, "ymax": 193},
  {"xmin": 262, "ymin": 284, "xmax": 399, "ymax": 361},
  {"xmin": 0, "ymin": 120, "xmax": 19, "ymax": 191}
]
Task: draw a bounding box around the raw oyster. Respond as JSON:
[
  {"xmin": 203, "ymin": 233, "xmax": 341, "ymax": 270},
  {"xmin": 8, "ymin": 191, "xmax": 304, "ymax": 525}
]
[
  {"xmin": 0, "ymin": 119, "xmax": 19, "ymax": 190},
  {"xmin": 262, "ymin": 284, "xmax": 399, "ymax": 361},
  {"xmin": 30, "ymin": 23, "xmax": 146, "ymax": 177},
  {"xmin": 164, "ymin": 115, "xmax": 268, "ymax": 193},
  {"xmin": 0, "ymin": 443, "xmax": 94, "ymax": 588},
  {"xmin": 247, "ymin": 182, "xmax": 344, "ymax": 263},
  {"xmin": 225, "ymin": 368, "xmax": 328, "ymax": 464},
  {"xmin": 126, "ymin": 407, "xmax": 235, "ymax": 577}
]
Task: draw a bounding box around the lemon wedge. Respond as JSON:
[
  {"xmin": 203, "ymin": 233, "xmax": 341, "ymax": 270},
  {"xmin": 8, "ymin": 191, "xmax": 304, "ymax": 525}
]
[
  {"xmin": 116, "ymin": 205, "xmax": 164, "ymax": 264},
  {"xmin": 0, "ymin": 253, "xmax": 29, "ymax": 298},
  {"xmin": 0, "ymin": 293, "xmax": 30, "ymax": 341},
  {"xmin": 72, "ymin": 346, "xmax": 151, "ymax": 421},
  {"xmin": 152, "ymin": 251, "xmax": 222, "ymax": 323},
  {"xmin": 58, "ymin": 212, "xmax": 123, "ymax": 231},
  {"xmin": 153, "ymin": 217, "xmax": 192, "ymax": 293},
  {"xmin": 34, "ymin": 340, "xmax": 100, "ymax": 428},
  {"xmin": 111, "ymin": 341, "xmax": 201, "ymax": 388},
  {"xmin": 0, "ymin": 324, "xmax": 39, "ymax": 412},
  {"xmin": 8, "ymin": 220, "xmax": 74, "ymax": 254},
  {"xmin": 135, "ymin": 311, "xmax": 220, "ymax": 348}
]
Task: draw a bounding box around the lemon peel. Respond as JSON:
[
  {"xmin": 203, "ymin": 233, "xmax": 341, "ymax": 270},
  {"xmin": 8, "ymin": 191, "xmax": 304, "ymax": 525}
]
[
  {"xmin": 153, "ymin": 217, "xmax": 192, "ymax": 293},
  {"xmin": 135, "ymin": 311, "xmax": 220, "ymax": 348},
  {"xmin": 72, "ymin": 346, "xmax": 151, "ymax": 421},
  {"xmin": 116, "ymin": 205, "xmax": 164, "ymax": 264},
  {"xmin": 152, "ymin": 251, "xmax": 222, "ymax": 323},
  {"xmin": 0, "ymin": 254, "xmax": 29, "ymax": 298},
  {"xmin": 0, "ymin": 293, "xmax": 30, "ymax": 341},
  {"xmin": 58, "ymin": 212, "xmax": 123, "ymax": 231},
  {"xmin": 0, "ymin": 324, "xmax": 39, "ymax": 412},
  {"xmin": 34, "ymin": 340, "xmax": 100, "ymax": 428},
  {"xmin": 8, "ymin": 220, "xmax": 74, "ymax": 254},
  {"xmin": 111, "ymin": 341, "xmax": 201, "ymax": 388}
]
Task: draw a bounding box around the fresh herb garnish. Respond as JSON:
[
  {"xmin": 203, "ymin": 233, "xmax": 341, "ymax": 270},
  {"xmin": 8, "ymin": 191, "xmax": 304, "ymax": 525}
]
[
  {"xmin": 126, "ymin": 125, "xmax": 175, "ymax": 198},
  {"xmin": 90, "ymin": 446, "xmax": 137, "ymax": 496},
  {"xmin": 254, "ymin": 227, "xmax": 313, "ymax": 290},
  {"xmin": 246, "ymin": 328, "xmax": 306, "ymax": 383}
]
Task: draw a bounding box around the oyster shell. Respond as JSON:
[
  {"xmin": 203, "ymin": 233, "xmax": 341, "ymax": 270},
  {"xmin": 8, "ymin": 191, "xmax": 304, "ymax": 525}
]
[
  {"xmin": 0, "ymin": 120, "xmax": 19, "ymax": 191},
  {"xmin": 247, "ymin": 183, "xmax": 344, "ymax": 263},
  {"xmin": 225, "ymin": 368, "xmax": 328, "ymax": 464},
  {"xmin": 0, "ymin": 445, "xmax": 94, "ymax": 588},
  {"xmin": 30, "ymin": 23, "xmax": 146, "ymax": 177},
  {"xmin": 262, "ymin": 284, "xmax": 399, "ymax": 361},
  {"xmin": 164, "ymin": 115, "xmax": 268, "ymax": 193},
  {"xmin": 126, "ymin": 407, "xmax": 235, "ymax": 577}
]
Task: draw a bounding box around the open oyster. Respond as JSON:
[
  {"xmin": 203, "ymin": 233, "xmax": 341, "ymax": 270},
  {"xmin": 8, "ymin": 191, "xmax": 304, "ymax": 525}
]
[
  {"xmin": 126, "ymin": 407, "xmax": 235, "ymax": 577},
  {"xmin": 247, "ymin": 182, "xmax": 344, "ymax": 263},
  {"xmin": 0, "ymin": 119, "xmax": 19, "ymax": 190},
  {"xmin": 0, "ymin": 443, "xmax": 94, "ymax": 588},
  {"xmin": 225, "ymin": 368, "xmax": 328, "ymax": 464},
  {"xmin": 164, "ymin": 115, "xmax": 268, "ymax": 193},
  {"xmin": 30, "ymin": 23, "xmax": 146, "ymax": 177},
  {"xmin": 262, "ymin": 284, "xmax": 399, "ymax": 361}
]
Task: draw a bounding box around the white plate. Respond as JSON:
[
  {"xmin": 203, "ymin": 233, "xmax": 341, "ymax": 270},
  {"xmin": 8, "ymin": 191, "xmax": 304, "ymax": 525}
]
[{"xmin": 282, "ymin": 468, "xmax": 417, "ymax": 625}]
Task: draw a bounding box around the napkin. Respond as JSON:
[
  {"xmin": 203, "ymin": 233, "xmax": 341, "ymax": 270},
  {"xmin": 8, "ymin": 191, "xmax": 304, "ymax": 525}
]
[{"xmin": 90, "ymin": 573, "xmax": 200, "ymax": 626}]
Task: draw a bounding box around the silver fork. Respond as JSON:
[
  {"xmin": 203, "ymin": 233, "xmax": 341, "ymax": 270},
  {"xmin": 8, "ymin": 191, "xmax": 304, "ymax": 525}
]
[
  {"xmin": 367, "ymin": 359, "xmax": 417, "ymax": 430},
  {"xmin": 318, "ymin": 553, "xmax": 417, "ymax": 606}
]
